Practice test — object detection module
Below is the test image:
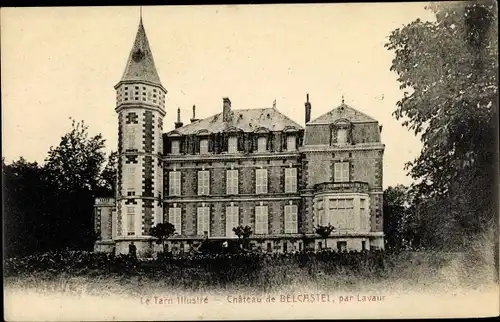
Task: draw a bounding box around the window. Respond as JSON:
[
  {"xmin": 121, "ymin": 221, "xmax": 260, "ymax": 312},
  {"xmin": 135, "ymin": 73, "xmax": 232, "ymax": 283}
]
[
  {"xmin": 126, "ymin": 167, "xmax": 136, "ymax": 193},
  {"xmin": 200, "ymin": 139, "xmax": 209, "ymax": 154},
  {"xmin": 168, "ymin": 207, "xmax": 182, "ymax": 235},
  {"xmin": 226, "ymin": 170, "xmax": 239, "ymax": 195},
  {"xmin": 126, "ymin": 127, "xmax": 136, "ymax": 149},
  {"xmin": 337, "ymin": 128, "xmax": 347, "ymax": 144},
  {"xmin": 316, "ymin": 199, "xmax": 327, "ymax": 226},
  {"xmin": 337, "ymin": 241, "xmax": 347, "ymax": 252},
  {"xmin": 198, "ymin": 170, "xmax": 210, "ymax": 195},
  {"xmin": 257, "ymin": 136, "xmax": 267, "ymax": 152},
  {"xmin": 334, "ymin": 162, "xmax": 349, "ymax": 182},
  {"xmin": 228, "ymin": 136, "xmax": 238, "ymax": 153},
  {"xmin": 287, "ymin": 135, "xmax": 296, "ymax": 151},
  {"xmin": 169, "ymin": 171, "xmax": 181, "ymax": 196},
  {"xmin": 285, "ymin": 168, "xmax": 297, "ymax": 193},
  {"xmin": 171, "ymin": 140, "xmax": 180, "ymax": 155},
  {"xmin": 255, "ymin": 205, "xmax": 268, "ymax": 234},
  {"xmin": 255, "ymin": 169, "xmax": 268, "ymax": 194},
  {"xmin": 285, "ymin": 205, "xmax": 298, "ymax": 233},
  {"xmin": 329, "ymin": 198, "xmax": 354, "ymax": 230},
  {"xmin": 127, "ymin": 207, "xmax": 135, "ymax": 235},
  {"xmin": 197, "ymin": 206, "xmax": 210, "ymax": 236},
  {"xmin": 225, "ymin": 205, "xmax": 239, "ymax": 237}
]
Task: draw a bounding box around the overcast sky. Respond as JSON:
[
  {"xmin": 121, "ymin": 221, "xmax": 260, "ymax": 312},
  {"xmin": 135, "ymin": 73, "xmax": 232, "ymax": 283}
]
[{"xmin": 1, "ymin": 4, "xmax": 435, "ymax": 188}]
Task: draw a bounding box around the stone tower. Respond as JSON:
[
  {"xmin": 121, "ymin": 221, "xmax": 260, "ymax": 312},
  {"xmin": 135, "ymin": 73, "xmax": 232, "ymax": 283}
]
[{"xmin": 114, "ymin": 17, "xmax": 166, "ymax": 255}]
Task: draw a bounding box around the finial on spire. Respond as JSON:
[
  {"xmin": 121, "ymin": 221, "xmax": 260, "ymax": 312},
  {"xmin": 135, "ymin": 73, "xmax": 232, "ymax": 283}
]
[
  {"xmin": 306, "ymin": 93, "xmax": 309, "ymax": 103},
  {"xmin": 273, "ymin": 99, "xmax": 276, "ymax": 109},
  {"xmin": 341, "ymin": 95, "xmax": 345, "ymax": 104},
  {"xmin": 140, "ymin": 6, "xmax": 143, "ymax": 21}
]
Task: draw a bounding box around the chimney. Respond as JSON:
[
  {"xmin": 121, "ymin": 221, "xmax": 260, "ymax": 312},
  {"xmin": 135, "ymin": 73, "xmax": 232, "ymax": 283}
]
[
  {"xmin": 379, "ymin": 125, "xmax": 383, "ymax": 133},
  {"xmin": 174, "ymin": 107, "xmax": 183, "ymax": 129},
  {"xmin": 223, "ymin": 97, "xmax": 232, "ymax": 122},
  {"xmin": 305, "ymin": 93, "xmax": 311, "ymax": 124},
  {"xmin": 190, "ymin": 105, "xmax": 199, "ymax": 123}
]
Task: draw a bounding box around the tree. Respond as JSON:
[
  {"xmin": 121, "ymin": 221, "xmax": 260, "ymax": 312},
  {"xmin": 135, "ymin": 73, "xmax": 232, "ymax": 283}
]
[
  {"xmin": 45, "ymin": 118, "xmax": 106, "ymax": 193},
  {"xmin": 3, "ymin": 157, "xmax": 53, "ymax": 256},
  {"xmin": 385, "ymin": 2, "xmax": 498, "ymax": 249},
  {"xmin": 232, "ymin": 225, "xmax": 253, "ymax": 249},
  {"xmin": 98, "ymin": 151, "xmax": 118, "ymax": 197},
  {"xmin": 314, "ymin": 224, "xmax": 335, "ymax": 249},
  {"xmin": 383, "ymin": 185, "xmax": 413, "ymax": 251},
  {"xmin": 43, "ymin": 118, "xmax": 108, "ymax": 250},
  {"xmin": 150, "ymin": 222, "xmax": 176, "ymax": 252}
]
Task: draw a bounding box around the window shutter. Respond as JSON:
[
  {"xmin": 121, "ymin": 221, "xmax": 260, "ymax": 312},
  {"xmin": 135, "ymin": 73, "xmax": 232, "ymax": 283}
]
[
  {"xmin": 349, "ymin": 161, "xmax": 354, "ymax": 181},
  {"xmin": 213, "ymin": 133, "xmax": 220, "ymax": 154},
  {"xmin": 266, "ymin": 133, "xmax": 272, "ymax": 151},
  {"xmin": 252, "ymin": 134, "xmax": 258, "ymax": 152},
  {"xmin": 165, "ymin": 138, "xmax": 172, "ymax": 154},
  {"xmin": 194, "ymin": 136, "xmax": 200, "ymax": 154},
  {"xmin": 222, "ymin": 133, "xmax": 229, "ymax": 152},
  {"xmin": 179, "ymin": 139, "xmax": 185, "ymax": 155},
  {"xmin": 208, "ymin": 135, "xmax": 214, "ymax": 153},
  {"xmin": 237, "ymin": 132, "xmax": 244, "ymax": 151}
]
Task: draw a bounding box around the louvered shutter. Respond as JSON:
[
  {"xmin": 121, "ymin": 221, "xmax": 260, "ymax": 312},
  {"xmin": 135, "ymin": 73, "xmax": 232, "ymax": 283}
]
[
  {"xmin": 208, "ymin": 134, "xmax": 214, "ymax": 153},
  {"xmin": 165, "ymin": 138, "xmax": 172, "ymax": 154},
  {"xmin": 222, "ymin": 133, "xmax": 229, "ymax": 152},
  {"xmin": 194, "ymin": 136, "xmax": 200, "ymax": 154},
  {"xmin": 237, "ymin": 132, "xmax": 244, "ymax": 151}
]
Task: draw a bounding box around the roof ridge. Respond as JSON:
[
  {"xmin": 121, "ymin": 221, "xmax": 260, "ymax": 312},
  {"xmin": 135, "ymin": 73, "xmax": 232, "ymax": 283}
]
[{"xmin": 309, "ymin": 103, "xmax": 377, "ymax": 124}]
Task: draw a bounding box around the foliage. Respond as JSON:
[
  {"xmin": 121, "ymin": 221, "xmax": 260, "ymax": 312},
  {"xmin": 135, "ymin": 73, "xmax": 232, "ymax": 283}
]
[
  {"xmin": 233, "ymin": 225, "xmax": 253, "ymax": 249},
  {"xmin": 8, "ymin": 249, "xmax": 493, "ymax": 294},
  {"xmin": 45, "ymin": 118, "xmax": 106, "ymax": 192},
  {"xmin": 3, "ymin": 119, "xmax": 115, "ymax": 257},
  {"xmin": 314, "ymin": 224, "xmax": 335, "ymax": 249},
  {"xmin": 385, "ymin": 1, "xmax": 498, "ymax": 249},
  {"xmin": 149, "ymin": 223, "xmax": 176, "ymax": 252},
  {"xmin": 98, "ymin": 151, "xmax": 118, "ymax": 197},
  {"xmin": 383, "ymin": 185, "xmax": 415, "ymax": 251}
]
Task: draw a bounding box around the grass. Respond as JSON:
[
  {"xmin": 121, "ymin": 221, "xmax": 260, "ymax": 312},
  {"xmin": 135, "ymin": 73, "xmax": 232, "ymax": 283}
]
[{"xmin": 4, "ymin": 248, "xmax": 497, "ymax": 298}]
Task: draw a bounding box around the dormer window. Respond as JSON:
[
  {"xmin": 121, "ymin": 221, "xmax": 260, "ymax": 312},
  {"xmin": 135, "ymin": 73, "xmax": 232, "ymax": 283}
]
[
  {"xmin": 287, "ymin": 135, "xmax": 296, "ymax": 151},
  {"xmin": 171, "ymin": 140, "xmax": 180, "ymax": 155},
  {"xmin": 337, "ymin": 128, "xmax": 347, "ymax": 144},
  {"xmin": 332, "ymin": 119, "xmax": 351, "ymax": 145},
  {"xmin": 258, "ymin": 136, "xmax": 267, "ymax": 152},
  {"xmin": 200, "ymin": 139, "xmax": 209, "ymax": 154},
  {"xmin": 228, "ymin": 136, "xmax": 238, "ymax": 153}
]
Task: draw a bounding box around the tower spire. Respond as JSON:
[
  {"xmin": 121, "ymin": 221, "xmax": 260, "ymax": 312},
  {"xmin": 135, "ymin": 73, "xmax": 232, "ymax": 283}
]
[{"xmin": 117, "ymin": 14, "xmax": 163, "ymax": 88}]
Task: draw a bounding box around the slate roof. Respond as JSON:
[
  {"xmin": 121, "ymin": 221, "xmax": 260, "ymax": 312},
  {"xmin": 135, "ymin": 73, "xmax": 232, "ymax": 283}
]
[
  {"xmin": 171, "ymin": 107, "xmax": 303, "ymax": 135},
  {"xmin": 308, "ymin": 103, "xmax": 377, "ymax": 124},
  {"xmin": 120, "ymin": 19, "xmax": 162, "ymax": 85}
]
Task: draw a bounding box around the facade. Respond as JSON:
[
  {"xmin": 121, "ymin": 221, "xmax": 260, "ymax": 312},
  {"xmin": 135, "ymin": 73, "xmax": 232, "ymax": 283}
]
[{"xmin": 94, "ymin": 18, "xmax": 385, "ymax": 256}]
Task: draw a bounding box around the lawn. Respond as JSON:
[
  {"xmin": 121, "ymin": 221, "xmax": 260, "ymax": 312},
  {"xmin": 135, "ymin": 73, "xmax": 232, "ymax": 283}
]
[{"xmin": 4, "ymin": 248, "xmax": 496, "ymax": 297}]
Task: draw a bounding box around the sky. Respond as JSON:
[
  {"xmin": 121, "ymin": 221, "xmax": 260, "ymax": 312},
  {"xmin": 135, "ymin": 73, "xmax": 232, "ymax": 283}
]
[{"xmin": 1, "ymin": 4, "xmax": 436, "ymax": 188}]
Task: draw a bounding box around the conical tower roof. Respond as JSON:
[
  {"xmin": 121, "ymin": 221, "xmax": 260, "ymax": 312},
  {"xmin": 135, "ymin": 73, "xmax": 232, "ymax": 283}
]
[{"xmin": 119, "ymin": 18, "xmax": 163, "ymax": 86}]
